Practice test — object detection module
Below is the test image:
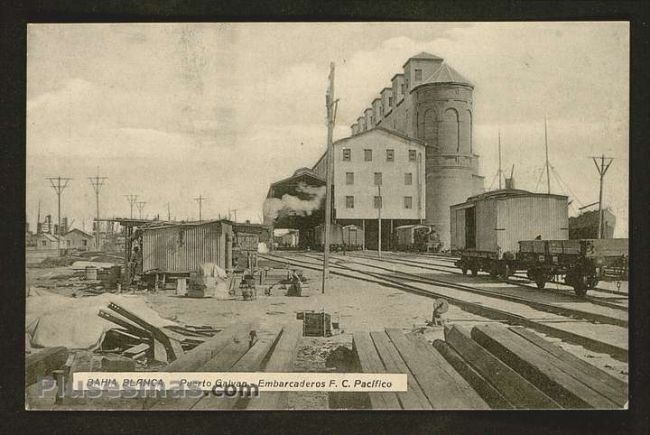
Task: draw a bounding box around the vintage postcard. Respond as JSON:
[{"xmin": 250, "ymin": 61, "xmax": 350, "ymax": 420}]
[{"xmin": 25, "ymin": 22, "xmax": 629, "ymax": 410}]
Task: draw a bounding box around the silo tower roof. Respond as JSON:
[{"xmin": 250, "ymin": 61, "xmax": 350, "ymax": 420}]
[{"xmin": 415, "ymin": 63, "xmax": 474, "ymax": 89}]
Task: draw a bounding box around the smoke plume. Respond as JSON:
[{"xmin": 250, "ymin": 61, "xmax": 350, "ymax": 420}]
[{"xmin": 263, "ymin": 182, "xmax": 326, "ymax": 222}]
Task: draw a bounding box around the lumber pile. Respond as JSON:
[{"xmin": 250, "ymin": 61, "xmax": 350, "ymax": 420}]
[{"xmin": 350, "ymin": 324, "xmax": 627, "ymax": 410}]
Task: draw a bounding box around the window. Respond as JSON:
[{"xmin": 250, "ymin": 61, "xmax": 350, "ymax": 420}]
[
  {"xmin": 404, "ymin": 196, "xmax": 413, "ymax": 209},
  {"xmin": 342, "ymin": 148, "xmax": 351, "ymax": 161},
  {"xmin": 405, "ymin": 172, "xmax": 413, "ymax": 185},
  {"xmin": 415, "ymin": 68, "xmax": 422, "ymax": 81},
  {"xmin": 370, "ymin": 115, "xmax": 374, "ymax": 125},
  {"xmin": 374, "ymin": 172, "xmax": 382, "ymax": 186},
  {"xmin": 66, "ymin": 240, "xmax": 71, "ymax": 246},
  {"xmin": 82, "ymin": 239, "xmax": 88, "ymax": 247},
  {"xmin": 345, "ymin": 196, "xmax": 354, "ymax": 209},
  {"xmin": 386, "ymin": 149, "xmax": 394, "ymax": 162},
  {"xmin": 379, "ymin": 106, "xmax": 383, "ymax": 117},
  {"xmin": 346, "ymin": 172, "xmax": 354, "ymax": 185},
  {"xmin": 364, "ymin": 149, "xmax": 372, "ymax": 161},
  {"xmin": 373, "ymin": 196, "xmax": 382, "ymax": 209},
  {"xmin": 388, "ymin": 96, "xmax": 393, "ymax": 107},
  {"xmin": 41, "ymin": 240, "xmax": 46, "ymax": 247},
  {"xmin": 409, "ymin": 149, "xmax": 417, "ymax": 161},
  {"xmin": 400, "ymin": 83, "xmax": 405, "ymax": 95}
]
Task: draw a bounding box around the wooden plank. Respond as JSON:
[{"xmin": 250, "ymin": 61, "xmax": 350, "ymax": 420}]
[
  {"xmin": 445, "ymin": 325, "xmax": 560, "ymax": 409},
  {"xmin": 147, "ymin": 325, "xmax": 253, "ymax": 410},
  {"xmin": 385, "ymin": 328, "xmax": 488, "ymax": 409},
  {"xmin": 472, "ymin": 324, "xmax": 618, "ymax": 409},
  {"xmin": 370, "ymin": 331, "xmax": 432, "ymax": 410},
  {"xmin": 509, "ymin": 326, "xmax": 627, "ymax": 404},
  {"xmin": 432, "ymin": 339, "xmax": 513, "ymax": 409},
  {"xmin": 164, "ymin": 322, "xmax": 252, "ymax": 372},
  {"xmin": 352, "ymin": 332, "xmax": 401, "ymax": 410},
  {"xmin": 406, "ymin": 333, "xmax": 489, "ymax": 409},
  {"xmin": 26, "ymin": 347, "xmax": 69, "ymax": 387},
  {"xmin": 192, "ymin": 328, "xmax": 283, "ymax": 410},
  {"xmin": 247, "ymin": 326, "xmax": 301, "ymax": 410}
]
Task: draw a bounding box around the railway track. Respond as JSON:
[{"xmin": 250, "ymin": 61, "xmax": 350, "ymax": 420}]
[
  {"xmin": 346, "ymin": 251, "xmax": 628, "ymax": 310},
  {"xmin": 297, "ymin": 252, "xmax": 627, "ymax": 327},
  {"xmin": 260, "ymin": 252, "xmax": 628, "ymax": 362}
]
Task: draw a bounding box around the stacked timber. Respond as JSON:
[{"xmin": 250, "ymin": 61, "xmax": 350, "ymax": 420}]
[{"xmin": 350, "ymin": 325, "xmax": 627, "ymax": 410}]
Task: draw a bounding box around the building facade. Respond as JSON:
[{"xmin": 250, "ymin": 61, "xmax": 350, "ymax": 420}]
[
  {"xmin": 312, "ymin": 128, "xmax": 426, "ymax": 249},
  {"xmin": 350, "ymin": 52, "xmax": 485, "ymax": 248}
]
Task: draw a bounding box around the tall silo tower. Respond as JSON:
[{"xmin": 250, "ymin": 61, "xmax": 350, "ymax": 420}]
[{"xmin": 410, "ymin": 59, "xmax": 483, "ymax": 248}]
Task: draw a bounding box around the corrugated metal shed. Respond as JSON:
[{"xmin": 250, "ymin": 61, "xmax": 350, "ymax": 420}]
[{"xmin": 142, "ymin": 220, "xmax": 232, "ymax": 273}]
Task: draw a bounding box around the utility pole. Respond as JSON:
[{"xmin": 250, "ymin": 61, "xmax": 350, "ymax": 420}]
[
  {"xmin": 498, "ymin": 129, "xmax": 503, "ymax": 190},
  {"xmin": 124, "ymin": 194, "xmax": 138, "ymax": 219},
  {"xmin": 47, "ymin": 177, "xmax": 72, "ymax": 254},
  {"xmin": 229, "ymin": 208, "xmax": 238, "ymax": 222},
  {"xmin": 378, "ymin": 185, "xmax": 382, "ymax": 259},
  {"xmin": 136, "ymin": 201, "xmax": 146, "ymax": 219},
  {"xmin": 194, "ymin": 195, "xmax": 206, "ymax": 221},
  {"xmin": 591, "ymin": 154, "xmax": 613, "ymax": 239},
  {"xmin": 88, "ymin": 167, "xmax": 108, "ymax": 250},
  {"xmin": 544, "ymin": 115, "xmax": 551, "ymax": 194},
  {"xmin": 167, "ymin": 203, "xmax": 171, "ymax": 221},
  {"xmin": 322, "ymin": 62, "xmax": 338, "ymax": 294}
]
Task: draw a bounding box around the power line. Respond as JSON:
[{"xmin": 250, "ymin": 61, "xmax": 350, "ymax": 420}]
[
  {"xmin": 591, "ymin": 154, "xmax": 614, "ymax": 238},
  {"xmin": 47, "ymin": 177, "xmax": 72, "ymax": 253},
  {"xmin": 136, "ymin": 201, "xmax": 147, "ymax": 219},
  {"xmin": 194, "ymin": 195, "xmax": 207, "ymax": 221},
  {"xmin": 124, "ymin": 194, "xmax": 138, "ymax": 219},
  {"xmin": 88, "ymin": 167, "xmax": 108, "ymax": 249}
]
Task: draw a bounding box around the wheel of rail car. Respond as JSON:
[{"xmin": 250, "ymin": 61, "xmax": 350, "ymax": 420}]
[
  {"xmin": 489, "ymin": 264, "xmax": 499, "ymax": 278},
  {"xmin": 499, "ymin": 263, "xmax": 511, "ymax": 279},
  {"xmin": 470, "ymin": 268, "xmax": 478, "ymax": 277},
  {"xmin": 535, "ymin": 279, "xmax": 546, "ymax": 289},
  {"xmin": 461, "ymin": 267, "xmax": 468, "ymax": 275}
]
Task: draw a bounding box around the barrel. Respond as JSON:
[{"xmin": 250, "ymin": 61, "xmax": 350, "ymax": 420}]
[{"xmin": 85, "ymin": 266, "xmax": 98, "ymax": 280}]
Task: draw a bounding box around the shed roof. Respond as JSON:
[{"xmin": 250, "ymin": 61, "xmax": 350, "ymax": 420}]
[
  {"xmin": 413, "ymin": 63, "xmax": 473, "ymax": 89},
  {"xmin": 403, "ymin": 52, "xmax": 444, "ymax": 67}
]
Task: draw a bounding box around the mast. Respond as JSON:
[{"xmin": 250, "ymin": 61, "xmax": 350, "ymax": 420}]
[
  {"xmin": 544, "ymin": 115, "xmax": 551, "ymax": 194},
  {"xmin": 498, "ymin": 129, "xmax": 502, "ymax": 190}
]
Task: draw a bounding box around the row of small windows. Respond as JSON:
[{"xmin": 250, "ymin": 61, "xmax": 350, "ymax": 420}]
[
  {"xmin": 343, "ymin": 148, "xmax": 418, "ymax": 162},
  {"xmin": 345, "ymin": 172, "xmax": 413, "ymax": 186},
  {"xmin": 345, "ymin": 196, "xmax": 413, "ymax": 209}
]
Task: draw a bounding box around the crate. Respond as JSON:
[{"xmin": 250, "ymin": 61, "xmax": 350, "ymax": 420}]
[{"xmin": 302, "ymin": 312, "xmax": 332, "ymax": 337}]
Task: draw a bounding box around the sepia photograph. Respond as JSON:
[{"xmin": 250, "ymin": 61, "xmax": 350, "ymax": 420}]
[{"xmin": 24, "ymin": 21, "xmax": 629, "ymax": 411}]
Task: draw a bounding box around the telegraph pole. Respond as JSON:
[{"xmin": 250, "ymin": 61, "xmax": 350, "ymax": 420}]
[
  {"xmin": 136, "ymin": 201, "xmax": 147, "ymax": 219},
  {"xmin": 167, "ymin": 203, "xmax": 171, "ymax": 221},
  {"xmin": 47, "ymin": 177, "xmax": 72, "ymax": 254},
  {"xmin": 88, "ymin": 167, "xmax": 108, "ymax": 249},
  {"xmin": 229, "ymin": 208, "xmax": 238, "ymax": 222},
  {"xmin": 322, "ymin": 62, "xmax": 338, "ymax": 294},
  {"xmin": 591, "ymin": 154, "xmax": 613, "ymax": 239},
  {"xmin": 194, "ymin": 195, "xmax": 206, "ymax": 221},
  {"xmin": 544, "ymin": 116, "xmax": 551, "ymax": 194},
  {"xmin": 124, "ymin": 194, "xmax": 138, "ymax": 219}
]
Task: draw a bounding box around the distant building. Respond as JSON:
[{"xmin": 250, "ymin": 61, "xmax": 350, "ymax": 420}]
[
  {"xmin": 569, "ymin": 209, "xmax": 616, "ymax": 239},
  {"xmin": 63, "ymin": 228, "xmax": 95, "ymax": 251},
  {"xmin": 32, "ymin": 233, "xmax": 62, "ymax": 250}
]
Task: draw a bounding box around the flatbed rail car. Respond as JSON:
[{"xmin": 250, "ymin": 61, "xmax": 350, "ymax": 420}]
[{"xmin": 517, "ymin": 238, "xmax": 628, "ymax": 295}]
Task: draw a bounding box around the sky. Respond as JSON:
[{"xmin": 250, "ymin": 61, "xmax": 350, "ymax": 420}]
[{"xmin": 26, "ymin": 22, "xmax": 629, "ymax": 236}]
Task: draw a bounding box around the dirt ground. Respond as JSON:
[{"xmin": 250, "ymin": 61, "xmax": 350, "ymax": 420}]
[{"xmin": 26, "ymin": 260, "xmax": 629, "ymax": 410}]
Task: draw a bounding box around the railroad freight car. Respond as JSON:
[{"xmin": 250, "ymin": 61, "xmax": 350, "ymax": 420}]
[
  {"xmin": 518, "ymin": 238, "xmax": 628, "ymax": 295},
  {"xmin": 341, "ymin": 224, "xmax": 364, "ymax": 250},
  {"xmin": 450, "ymin": 189, "xmax": 567, "ymax": 278},
  {"xmin": 313, "ymin": 223, "xmax": 343, "ymax": 250},
  {"xmin": 394, "ymin": 224, "xmax": 442, "ymax": 252},
  {"xmin": 450, "ymin": 189, "xmax": 628, "ymax": 296}
]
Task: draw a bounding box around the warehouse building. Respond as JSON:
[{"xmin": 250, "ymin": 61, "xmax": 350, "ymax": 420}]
[
  {"xmin": 312, "ymin": 127, "xmax": 426, "ymax": 250},
  {"xmin": 266, "ymin": 52, "xmax": 485, "ymax": 249}
]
